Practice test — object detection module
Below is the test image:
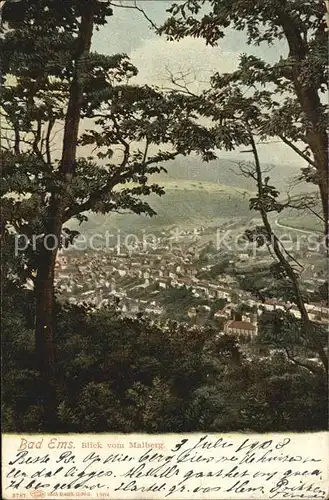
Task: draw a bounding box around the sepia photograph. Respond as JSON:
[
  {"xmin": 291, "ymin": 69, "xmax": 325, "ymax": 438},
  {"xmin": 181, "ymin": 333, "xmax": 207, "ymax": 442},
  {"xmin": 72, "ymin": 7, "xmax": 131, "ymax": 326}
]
[{"xmin": 1, "ymin": 0, "xmax": 328, "ymax": 498}]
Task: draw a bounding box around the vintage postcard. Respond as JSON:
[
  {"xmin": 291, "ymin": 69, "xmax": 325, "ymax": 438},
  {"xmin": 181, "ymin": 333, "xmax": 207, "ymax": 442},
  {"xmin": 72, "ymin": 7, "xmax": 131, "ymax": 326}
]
[{"xmin": 1, "ymin": 0, "xmax": 328, "ymax": 499}]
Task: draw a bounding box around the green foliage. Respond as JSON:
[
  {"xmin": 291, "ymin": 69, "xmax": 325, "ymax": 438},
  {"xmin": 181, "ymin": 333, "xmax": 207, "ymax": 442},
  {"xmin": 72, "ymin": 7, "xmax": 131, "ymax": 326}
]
[
  {"xmin": 2, "ymin": 283, "xmax": 43, "ymax": 431},
  {"xmin": 197, "ymin": 258, "xmax": 231, "ymax": 279},
  {"xmin": 209, "ymin": 298, "xmax": 227, "ymax": 318},
  {"xmin": 1, "ymin": 0, "xmax": 217, "ymax": 284},
  {"xmin": 2, "ymin": 0, "xmax": 327, "ymax": 435},
  {"xmin": 258, "ymin": 309, "xmax": 327, "ymax": 357},
  {"xmin": 312, "ymin": 281, "xmax": 328, "ymax": 304},
  {"xmin": 160, "ymin": 0, "xmax": 328, "ymax": 235},
  {"xmin": 236, "ymin": 265, "xmax": 307, "ymax": 304},
  {"xmin": 157, "ymin": 286, "xmax": 206, "ymax": 320}
]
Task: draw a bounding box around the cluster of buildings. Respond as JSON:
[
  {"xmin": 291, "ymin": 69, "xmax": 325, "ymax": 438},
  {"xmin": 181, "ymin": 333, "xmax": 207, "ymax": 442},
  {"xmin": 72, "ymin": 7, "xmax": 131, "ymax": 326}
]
[{"xmin": 54, "ymin": 243, "xmax": 236, "ymax": 308}]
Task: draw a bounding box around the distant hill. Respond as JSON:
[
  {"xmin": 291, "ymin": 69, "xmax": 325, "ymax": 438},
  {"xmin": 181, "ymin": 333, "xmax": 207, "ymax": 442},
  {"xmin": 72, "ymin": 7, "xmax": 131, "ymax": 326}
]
[{"xmin": 68, "ymin": 156, "xmax": 314, "ymax": 237}]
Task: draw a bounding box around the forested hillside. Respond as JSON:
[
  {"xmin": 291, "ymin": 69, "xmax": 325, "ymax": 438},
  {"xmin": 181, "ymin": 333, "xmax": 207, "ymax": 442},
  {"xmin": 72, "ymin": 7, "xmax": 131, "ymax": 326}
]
[{"xmin": 69, "ymin": 180, "xmax": 252, "ymax": 235}]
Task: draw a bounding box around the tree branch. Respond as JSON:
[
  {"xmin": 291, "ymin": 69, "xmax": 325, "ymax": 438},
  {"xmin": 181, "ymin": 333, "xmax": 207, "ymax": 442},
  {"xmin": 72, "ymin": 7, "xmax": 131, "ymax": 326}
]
[
  {"xmin": 285, "ymin": 193, "xmax": 325, "ymax": 223},
  {"xmin": 247, "ymin": 129, "xmax": 328, "ymax": 373},
  {"xmin": 164, "ymin": 67, "xmax": 200, "ymax": 97},
  {"xmin": 111, "ymin": 114, "xmax": 130, "ymax": 168},
  {"xmin": 1, "ymin": 104, "xmax": 21, "ymax": 155},
  {"xmin": 13, "ymin": 121, "xmax": 20, "ymax": 155},
  {"xmin": 63, "ymin": 151, "xmax": 180, "ymax": 222},
  {"xmin": 46, "ymin": 116, "xmax": 56, "ymax": 166},
  {"xmin": 111, "ymin": 1, "xmax": 158, "ymax": 31}
]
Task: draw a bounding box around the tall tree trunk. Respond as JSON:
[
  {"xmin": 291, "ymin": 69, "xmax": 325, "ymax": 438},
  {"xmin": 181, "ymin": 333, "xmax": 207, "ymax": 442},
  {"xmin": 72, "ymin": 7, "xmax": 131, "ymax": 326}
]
[
  {"xmin": 249, "ymin": 131, "xmax": 328, "ymax": 374},
  {"xmin": 34, "ymin": 2, "xmax": 96, "ymax": 430},
  {"xmin": 35, "ymin": 244, "xmax": 58, "ymax": 429},
  {"xmin": 294, "ymin": 86, "xmax": 329, "ymax": 244},
  {"xmin": 278, "ymin": 10, "xmax": 329, "ymax": 240}
]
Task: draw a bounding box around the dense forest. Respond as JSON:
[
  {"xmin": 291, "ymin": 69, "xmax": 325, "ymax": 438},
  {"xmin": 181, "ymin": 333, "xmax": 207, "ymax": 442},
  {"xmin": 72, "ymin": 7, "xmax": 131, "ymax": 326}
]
[{"xmin": 3, "ymin": 285, "xmax": 327, "ymax": 432}]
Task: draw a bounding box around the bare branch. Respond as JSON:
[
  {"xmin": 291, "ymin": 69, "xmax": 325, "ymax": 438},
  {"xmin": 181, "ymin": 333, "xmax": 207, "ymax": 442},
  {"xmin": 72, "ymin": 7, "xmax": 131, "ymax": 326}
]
[
  {"xmin": 284, "ymin": 193, "xmax": 324, "ymax": 223},
  {"xmin": 46, "ymin": 116, "xmax": 56, "ymax": 165},
  {"xmin": 1, "ymin": 104, "xmax": 21, "ymax": 154},
  {"xmin": 141, "ymin": 137, "xmax": 149, "ymax": 176},
  {"xmin": 164, "ymin": 67, "xmax": 201, "ymax": 97}
]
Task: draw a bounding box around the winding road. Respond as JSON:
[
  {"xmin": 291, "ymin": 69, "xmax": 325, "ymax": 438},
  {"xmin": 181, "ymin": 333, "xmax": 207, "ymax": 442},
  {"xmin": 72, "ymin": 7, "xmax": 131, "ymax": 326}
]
[{"xmin": 274, "ymin": 218, "xmax": 322, "ymax": 236}]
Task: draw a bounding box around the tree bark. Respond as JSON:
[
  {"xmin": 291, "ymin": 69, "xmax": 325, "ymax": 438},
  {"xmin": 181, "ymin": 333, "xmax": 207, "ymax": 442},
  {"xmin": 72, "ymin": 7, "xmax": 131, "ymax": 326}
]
[
  {"xmin": 293, "ymin": 84, "xmax": 328, "ymax": 244},
  {"xmin": 34, "ymin": 244, "xmax": 58, "ymax": 429},
  {"xmin": 34, "ymin": 2, "xmax": 96, "ymax": 430},
  {"xmin": 249, "ymin": 131, "xmax": 328, "ymax": 374}
]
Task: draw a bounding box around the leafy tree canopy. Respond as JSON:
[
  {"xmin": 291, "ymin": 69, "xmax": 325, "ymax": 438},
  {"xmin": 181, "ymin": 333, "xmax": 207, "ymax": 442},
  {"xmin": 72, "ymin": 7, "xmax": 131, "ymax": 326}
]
[{"xmin": 160, "ymin": 0, "xmax": 328, "ymax": 233}]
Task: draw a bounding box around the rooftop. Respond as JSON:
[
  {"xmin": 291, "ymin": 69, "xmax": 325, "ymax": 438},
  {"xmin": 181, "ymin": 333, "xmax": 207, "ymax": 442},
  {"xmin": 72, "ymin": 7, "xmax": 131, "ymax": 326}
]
[{"xmin": 226, "ymin": 320, "xmax": 256, "ymax": 331}]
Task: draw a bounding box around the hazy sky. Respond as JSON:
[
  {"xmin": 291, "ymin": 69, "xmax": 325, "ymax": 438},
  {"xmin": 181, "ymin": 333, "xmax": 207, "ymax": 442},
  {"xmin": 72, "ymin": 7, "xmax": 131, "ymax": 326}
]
[{"xmin": 92, "ymin": 1, "xmax": 303, "ymax": 168}]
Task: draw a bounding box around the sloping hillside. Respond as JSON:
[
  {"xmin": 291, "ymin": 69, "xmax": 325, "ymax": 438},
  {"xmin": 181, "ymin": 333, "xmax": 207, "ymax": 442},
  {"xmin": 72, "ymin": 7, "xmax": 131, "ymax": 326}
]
[
  {"xmin": 68, "ymin": 156, "xmax": 313, "ymax": 236},
  {"xmin": 156, "ymin": 156, "xmax": 311, "ymax": 195}
]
